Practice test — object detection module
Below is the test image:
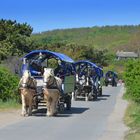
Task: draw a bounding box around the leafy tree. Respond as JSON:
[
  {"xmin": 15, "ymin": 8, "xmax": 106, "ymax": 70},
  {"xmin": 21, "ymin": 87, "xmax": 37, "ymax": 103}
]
[
  {"xmin": 0, "ymin": 66, "xmax": 19, "ymax": 102},
  {"xmin": 0, "ymin": 19, "xmax": 34, "ymax": 60}
]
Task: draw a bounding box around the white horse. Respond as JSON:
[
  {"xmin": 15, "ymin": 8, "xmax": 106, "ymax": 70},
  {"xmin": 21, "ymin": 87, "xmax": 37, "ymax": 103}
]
[
  {"xmin": 19, "ymin": 70, "xmax": 37, "ymax": 116},
  {"xmin": 43, "ymin": 68, "xmax": 62, "ymax": 116}
]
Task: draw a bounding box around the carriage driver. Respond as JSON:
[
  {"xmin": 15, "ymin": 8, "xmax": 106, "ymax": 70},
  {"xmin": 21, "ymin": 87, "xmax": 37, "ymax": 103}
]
[{"xmin": 29, "ymin": 52, "xmax": 44, "ymax": 76}]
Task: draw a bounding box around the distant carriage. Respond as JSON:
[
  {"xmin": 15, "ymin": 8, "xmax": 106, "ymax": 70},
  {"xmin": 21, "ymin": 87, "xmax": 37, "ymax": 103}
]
[
  {"xmin": 73, "ymin": 60, "xmax": 103, "ymax": 101},
  {"xmin": 104, "ymin": 71, "xmax": 118, "ymax": 87},
  {"xmin": 21, "ymin": 50, "xmax": 76, "ymax": 112}
]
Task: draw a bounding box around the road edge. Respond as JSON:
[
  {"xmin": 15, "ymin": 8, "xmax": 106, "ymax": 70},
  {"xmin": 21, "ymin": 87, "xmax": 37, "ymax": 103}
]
[
  {"xmin": 99, "ymin": 85, "xmax": 129, "ymax": 140},
  {"xmin": 0, "ymin": 109, "xmax": 25, "ymax": 129}
]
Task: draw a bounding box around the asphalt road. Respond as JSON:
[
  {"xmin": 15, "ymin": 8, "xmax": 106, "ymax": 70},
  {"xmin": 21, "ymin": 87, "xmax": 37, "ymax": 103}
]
[{"xmin": 0, "ymin": 86, "xmax": 122, "ymax": 140}]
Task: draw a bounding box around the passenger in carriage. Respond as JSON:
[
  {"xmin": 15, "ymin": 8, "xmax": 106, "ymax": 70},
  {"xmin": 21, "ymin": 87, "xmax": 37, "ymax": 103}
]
[
  {"xmin": 54, "ymin": 60, "xmax": 64, "ymax": 78},
  {"xmin": 29, "ymin": 61, "xmax": 42, "ymax": 76},
  {"xmin": 29, "ymin": 53, "xmax": 44, "ymax": 76}
]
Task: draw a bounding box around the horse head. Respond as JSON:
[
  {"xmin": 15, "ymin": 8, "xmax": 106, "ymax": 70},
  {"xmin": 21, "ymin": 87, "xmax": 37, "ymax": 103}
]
[
  {"xmin": 43, "ymin": 68, "xmax": 55, "ymax": 87},
  {"xmin": 22, "ymin": 70, "xmax": 31, "ymax": 88}
]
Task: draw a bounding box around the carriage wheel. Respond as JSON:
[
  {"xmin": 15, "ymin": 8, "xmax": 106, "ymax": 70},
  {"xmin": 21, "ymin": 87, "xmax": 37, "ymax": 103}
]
[
  {"xmin": 112, "ymin": 81, "xmax": 115, "ymax": 87},
  {"xmin": 93, "ymin": 93, "xmax": 97, "ymax": 100},
  {"xmin": 92, "ymin": 86, "xmax": 97, "ymax": 100},
  {"xmin": 114, "ymin": 81, "xmax": 117, "ymax": 87},
  {"xmin": 66, "ymin": 95, "xmax": 71, "ymax": 110},
  {"xmin": 59, "ymin": 103, "xmax": 65, "ymax": 113},
  {"xmin": 99, "ymin": 87, "xmax": 103, "ymax": 96},
  {"xmin": 105, "ymin": 82, "xmax": 108, "ymax": 86}
]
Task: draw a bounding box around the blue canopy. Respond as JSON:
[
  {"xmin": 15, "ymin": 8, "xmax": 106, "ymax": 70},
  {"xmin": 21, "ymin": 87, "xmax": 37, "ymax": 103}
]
[
  {"xmin": 74, "ymin": 60, "xmax": 98, "ymax": 68},
  {"xmin": 97, "ymin": 67, "xmax": 104, "ymax": 77},
  {"xmin": 74, "ymin": 60, "xmax": 103, "ymax": 77},
  {"xmin": 23, "ymin": 50, "xmax": 74, "ymax": 63},
  {"xmin": 105, "ymin": 71, "xmax": 118, "ymax": 77}
]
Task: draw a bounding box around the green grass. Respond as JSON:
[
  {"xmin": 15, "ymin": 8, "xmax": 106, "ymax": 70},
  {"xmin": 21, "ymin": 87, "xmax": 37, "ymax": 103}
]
[
  {"xmin": 124, "ymin": 101, "xmax": 140, "ymax": 140},
  {"xmin": 0, "ymin": 100, "xmax": 21, "ymax": 111}
]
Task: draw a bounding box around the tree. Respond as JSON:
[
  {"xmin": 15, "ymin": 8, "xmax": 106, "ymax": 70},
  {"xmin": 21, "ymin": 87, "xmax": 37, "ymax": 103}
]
[{"xmin": 0, "ymin": 19, "xmax": 34, "ymax": 60}]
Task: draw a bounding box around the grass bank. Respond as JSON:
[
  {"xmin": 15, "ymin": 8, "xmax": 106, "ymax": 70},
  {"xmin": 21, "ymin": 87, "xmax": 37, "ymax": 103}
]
[
  {"xmin": 0, "ymin": 100, "xmax": 21, "ymax": 111},
  {"xmin": 124, "ymin": 101, "xmax": 140, "ymax": 140}
]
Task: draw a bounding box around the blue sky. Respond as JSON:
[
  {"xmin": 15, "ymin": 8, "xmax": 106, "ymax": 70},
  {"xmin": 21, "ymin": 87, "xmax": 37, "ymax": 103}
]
[{"xmin": 0, "ymin": 0, "xmax": 140, "ymax": 33}]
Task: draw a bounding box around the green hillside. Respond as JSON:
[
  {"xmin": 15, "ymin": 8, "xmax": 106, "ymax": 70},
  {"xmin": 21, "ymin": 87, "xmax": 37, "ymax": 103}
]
[
  {"xmin": 32, "ymin": 25, "xmax": 140, "ymax": 52},
  {"xmin": 1, "ymin": 19, "xmax": 140, "ymax": 67}
]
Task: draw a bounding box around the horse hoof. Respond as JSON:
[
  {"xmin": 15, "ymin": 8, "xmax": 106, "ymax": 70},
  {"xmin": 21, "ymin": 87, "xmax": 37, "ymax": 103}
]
[
  {"xmin": 21, "ymin": 113, "xmax": 26, "ymax": 117},
  {"xmin": 53, "ymin": 112, "xmax": 57, "ymax": 116},
  {"xmin": 47, "ymin": 112, "xmax": 53, "ymax": 117},
  {"xmin": 47, "ymin": 114, "xmax": 52, "ymax": 117}
]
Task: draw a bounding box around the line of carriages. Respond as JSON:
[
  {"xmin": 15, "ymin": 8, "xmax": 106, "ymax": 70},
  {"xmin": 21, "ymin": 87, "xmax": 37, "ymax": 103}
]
[{"xmin": 20, "ymin": 50, "xmax": 118, "ymax": 115}]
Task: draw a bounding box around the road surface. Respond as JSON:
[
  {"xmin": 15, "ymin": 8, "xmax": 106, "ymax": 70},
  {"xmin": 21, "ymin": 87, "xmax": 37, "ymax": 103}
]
[{"xmin": 0, "ymin": 85, "xmax": 126, "ymax": 140}]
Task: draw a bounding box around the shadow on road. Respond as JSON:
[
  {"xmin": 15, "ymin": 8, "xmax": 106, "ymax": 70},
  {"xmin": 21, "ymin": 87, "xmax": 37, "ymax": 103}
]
[
  {"xmin": 32, "ymin": 107, "xmax": 89, "ymax": 117},
  {"xmin": 75, "ymin": 94, "xmax": 111, "ymax": 102},
  {"xmin": 56, "ymin": 107, "xmax": 89, "ymax": 117},
  {"xmin": 32, "ymin": 108, "xmax": 47, "ymax": 117},
  {"xmin": 65, "ymin": 107, "xmax": 89, "ymax": 114},
  {"xmin": 101, "ymin": 94, "xmax": 110, "ymax": 97},
  {"xmin": 94, "ymin": 94, "xmax": 111, "ymax": 102}
]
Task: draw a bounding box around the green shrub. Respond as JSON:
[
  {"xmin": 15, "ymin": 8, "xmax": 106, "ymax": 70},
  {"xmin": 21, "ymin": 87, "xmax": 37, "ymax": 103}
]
[
  {"xmin": 124, "ymin": 60, "xmax": 140, "ymax": 102},
  {"xmin": 0, "ymin": 66, "xmax": 19, "ymax": 102}
]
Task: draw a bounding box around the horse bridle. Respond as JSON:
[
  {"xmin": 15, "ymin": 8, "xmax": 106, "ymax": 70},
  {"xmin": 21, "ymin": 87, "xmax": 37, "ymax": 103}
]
[{"xmin": 22, "ymin": 77, "xmax": 36, "ymax": 90}]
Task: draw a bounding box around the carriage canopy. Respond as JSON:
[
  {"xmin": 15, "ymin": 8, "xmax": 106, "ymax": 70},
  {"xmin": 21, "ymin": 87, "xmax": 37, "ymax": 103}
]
[
  {"xmin": 105, "ymin": 71, "xmax": 118, "ymax": 78},
  {"xmin": 22, "ymin": 50, "xmax": 74, "ymax": 63},
  {"xmin": 21, "ymin": 50, "xmax": 75, "ymax": 77},
  {"xmin": 74, "ymin": 60, "xmax": 103, "ymax": 78}
]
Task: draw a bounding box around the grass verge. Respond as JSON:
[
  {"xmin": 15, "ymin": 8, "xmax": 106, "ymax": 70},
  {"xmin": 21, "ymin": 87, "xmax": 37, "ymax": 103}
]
[
  {"xmin": 0, "ymin": 100, "xmax": 21, "ymax": 111},
  {"xmin": 124, "ymin": 101, "xmax": 140, "ymax": 140}
]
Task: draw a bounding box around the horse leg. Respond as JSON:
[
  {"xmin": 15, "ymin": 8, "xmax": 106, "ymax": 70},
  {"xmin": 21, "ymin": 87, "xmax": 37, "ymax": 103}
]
[
  {"xmin": 85, "ymin": 93, "xmax": 89, "ymax": 101},
  {"xmin": 28, "ymin": 98, "xmax": 33, "ymax": 116},
  {"xmin": 28, "ymin": 106, "xmax": 32, "ymax": 116},
  {"xmin": 51, "ymin": 99, "xmax": 55, "ymax": 116},
  {"xmin": 52, "ymin": 93, "xmax": 60, "ymax": 116},
  {"xmin": 47, "ymin": 97, "xmax": 53, "ymax": 116},
  {"xmin": 47, "ymin": 103, "xmax": 51, "ymax": 116},
  {"xmin": 54, "ymin": 94, "xmax": 59, "ymax": 115},
  {"xmin": 54, "ymin": 101, "xmax": 58, "ymax": 116},
  {"xmin": 21, "ymin": 94, "xmax": 26, "ymax": 116}
]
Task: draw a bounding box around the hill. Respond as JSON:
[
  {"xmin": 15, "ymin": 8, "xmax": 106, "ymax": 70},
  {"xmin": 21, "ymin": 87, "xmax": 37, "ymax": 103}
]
[{"xmin": 32, "ymin": 25, "xmax": 140, "ymax": 52}]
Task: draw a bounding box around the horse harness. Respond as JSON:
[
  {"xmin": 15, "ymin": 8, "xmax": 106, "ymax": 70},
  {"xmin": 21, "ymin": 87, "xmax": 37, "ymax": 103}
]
[
  {"xmin": 43, "ymin": 76, "xmax": 59, "ymax": 90},
  {"xmin": 20, "ymin": 77, "xmax": 36, "ymax": 91}
]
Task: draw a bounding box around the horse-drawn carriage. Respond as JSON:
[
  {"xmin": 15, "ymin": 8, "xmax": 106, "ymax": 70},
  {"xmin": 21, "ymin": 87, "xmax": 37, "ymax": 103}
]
[
  {"xmin": 21, "ymin": 50, "xmax": 76, "ymax": 113},
  {"xmin": 104, "ymin": 71, "xmax": 118, "ymax": 87},
  {"xmin": 73, "ymin": 60, "xmax": 103, "ymax": 101}
]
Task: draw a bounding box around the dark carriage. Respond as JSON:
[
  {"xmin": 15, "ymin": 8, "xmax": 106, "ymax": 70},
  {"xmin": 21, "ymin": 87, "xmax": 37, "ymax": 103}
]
[
  {"xmin": 104, "ymin": 71, "xmax": 118, "ymax": 87},
  {"xmin": 73, "ymin": 60, "xmax": 103, "ymax": 101},
  {"xmin": 21, "ymin": 50, "xmax": 76, "ymax": 111}
]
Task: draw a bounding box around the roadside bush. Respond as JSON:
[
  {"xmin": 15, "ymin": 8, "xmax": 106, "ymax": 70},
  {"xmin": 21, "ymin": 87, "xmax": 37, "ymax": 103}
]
[
  {"xmin": 0, "ymin": 66, "xmax": 19, "ymax": 102},
  {"xmin": 124, "ymin": 60, "xmax": 140, "ymax": 102}
]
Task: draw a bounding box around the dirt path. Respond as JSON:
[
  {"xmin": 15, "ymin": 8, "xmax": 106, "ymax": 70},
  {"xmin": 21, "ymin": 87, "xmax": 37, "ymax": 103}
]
[
  {"xmin": 99, "ymin": 85, "xmax": 129, "ymax": 140},
  {"xmin": 0, "ymin": 109, "xmax": 24, "ymax": 128}
]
